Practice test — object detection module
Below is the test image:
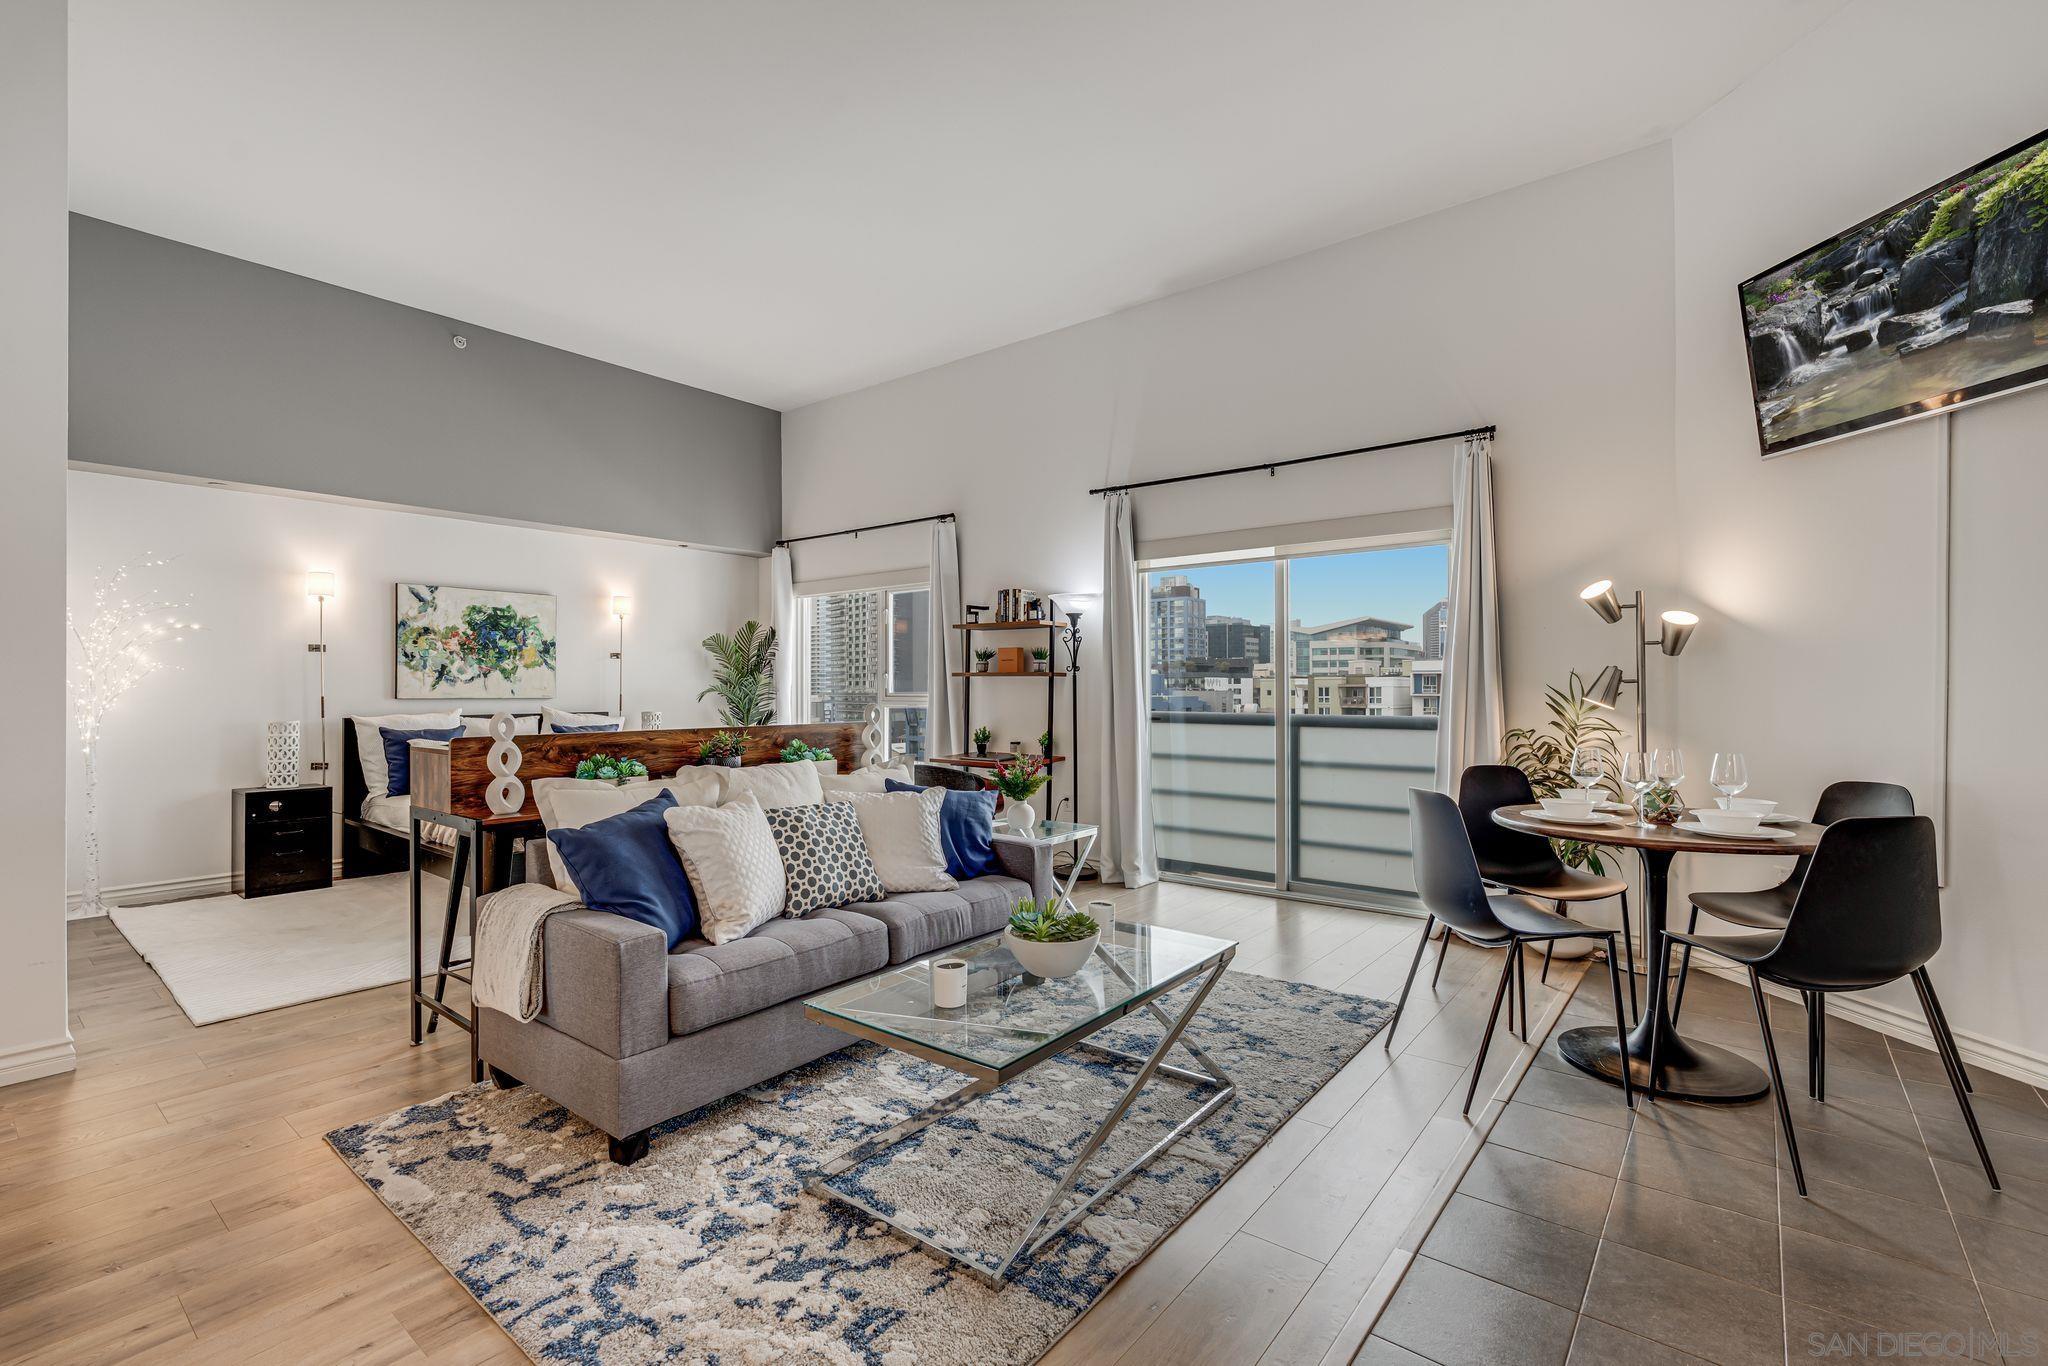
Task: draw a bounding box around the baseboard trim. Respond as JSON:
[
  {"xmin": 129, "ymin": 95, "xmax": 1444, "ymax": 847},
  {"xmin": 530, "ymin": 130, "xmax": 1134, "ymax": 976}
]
[
  {"xmin": 1684, "ymin": 956, "xmax": 2048, "ymax": 1092},
  {"xmin": 67, "ymin": 861, "xmax": 347, "ymax": 919},
  {"xmin": 0, "ymin": 1036, "xmax": 77, "ymax": 1087}
]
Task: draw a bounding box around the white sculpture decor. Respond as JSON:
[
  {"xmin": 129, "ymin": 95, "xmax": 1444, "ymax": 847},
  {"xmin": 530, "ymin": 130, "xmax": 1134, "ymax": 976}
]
[
  {"xmin": 70, "ymin": 555, "xmax": 201, "ymax": 917},
  {"xmin": 484, "ymin": 709, "xmax": 526, "ymax": 816},
  {"xmin": 264, "ymin": 721, "xmax": 302, "ymax": 789},
  {"xmin": 638, "ymin": 710, "xmax": 663, "ymax": 730},
  {"xmin": 860, "ymin": 706, "xmax": 887, "ymax": 769}
]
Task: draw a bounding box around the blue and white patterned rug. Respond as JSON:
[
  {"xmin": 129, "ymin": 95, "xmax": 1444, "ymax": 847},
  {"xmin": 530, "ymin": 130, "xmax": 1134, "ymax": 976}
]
[{"xmin": 328, "ymin": 970, "xmax": 1390, "ymax": 1365}]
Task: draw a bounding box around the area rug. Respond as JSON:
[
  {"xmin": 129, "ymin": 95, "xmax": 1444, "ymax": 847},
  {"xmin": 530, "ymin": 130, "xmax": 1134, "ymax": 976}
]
[
  {"xmin": 327, "ymin": 970, "xmax": 1390, "ymax": 1365},
  {"xmin": 110, "ymin": 872, "xmax": 469, "ymax": 1025}
]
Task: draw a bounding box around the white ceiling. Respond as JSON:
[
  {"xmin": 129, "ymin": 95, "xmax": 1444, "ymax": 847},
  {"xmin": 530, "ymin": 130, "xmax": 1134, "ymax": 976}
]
[{"xmin": 70, "ymin": 1, "xmax": 1842, "ymax": 410}]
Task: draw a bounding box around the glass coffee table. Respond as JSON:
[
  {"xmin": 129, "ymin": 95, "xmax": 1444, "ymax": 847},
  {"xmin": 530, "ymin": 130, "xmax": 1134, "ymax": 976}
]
[{"xmin": 803, "ymin": 918, "xmax": 1238, "ymax": 1284}]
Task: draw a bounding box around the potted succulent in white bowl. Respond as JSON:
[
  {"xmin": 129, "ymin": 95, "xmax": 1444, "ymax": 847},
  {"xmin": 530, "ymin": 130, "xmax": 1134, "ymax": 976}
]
[
  {"xmin": 574, "ymin": 753, "xmax": 649, "ymax": 786},
  {"xmin": 1002, "ymin": 900, "xmax": 1101, "ymax": 978}
]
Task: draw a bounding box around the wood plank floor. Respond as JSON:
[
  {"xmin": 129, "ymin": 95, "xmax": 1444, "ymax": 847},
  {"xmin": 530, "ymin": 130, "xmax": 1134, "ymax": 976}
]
[{"xmin": 9, "ymin": 881, "xmax": 1576, "ymax": 1365}]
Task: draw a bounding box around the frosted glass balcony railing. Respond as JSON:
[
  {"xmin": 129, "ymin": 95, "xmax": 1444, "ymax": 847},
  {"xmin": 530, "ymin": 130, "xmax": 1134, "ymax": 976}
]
[{"xmin": 1149, "ymin": 712, "xmax": 1438, "ymax": 903}]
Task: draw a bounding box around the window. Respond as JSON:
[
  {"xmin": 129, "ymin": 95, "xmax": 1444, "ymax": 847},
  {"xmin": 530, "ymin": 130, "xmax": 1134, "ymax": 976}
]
[{"xmin": 798, "ymin": 584, "xmax": 930, "ymax": 762}]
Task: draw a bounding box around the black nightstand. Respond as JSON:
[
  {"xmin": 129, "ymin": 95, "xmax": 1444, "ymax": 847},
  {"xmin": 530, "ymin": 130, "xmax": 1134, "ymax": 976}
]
[{"xmin": 233, "ymin": 785, "xmax": 334, "ymax": 898}]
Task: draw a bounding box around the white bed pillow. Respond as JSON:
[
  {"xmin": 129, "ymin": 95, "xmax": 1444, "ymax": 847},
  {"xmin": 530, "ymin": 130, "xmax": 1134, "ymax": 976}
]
[
  {"xmin": 826, "ymin": 787, "xmax": 956, "ymax": 893},
  {"xmin": 542, "ymin": 706, "xmax": 622, "ymax": 733},
  {"xmin": 353, "ymin": 712, "xmax": 463, "ymax": 803},
  {"xmin": 533, "ymin": 772, "xmax": 722, "ymax": 894},
  {"xmin": 665, "ymin": 799, "xmax": 787, "ymax": 944},
  {"xmin": 817, "ymin": 764, "xmax": 913, "ymax": 798},
  {"xmin": 461, "ymin": 714, "xmax": 541, "ymax": 737},
  {"xmin": 718, "ymin": 762, "xmax": 825, "ymax": 810}
]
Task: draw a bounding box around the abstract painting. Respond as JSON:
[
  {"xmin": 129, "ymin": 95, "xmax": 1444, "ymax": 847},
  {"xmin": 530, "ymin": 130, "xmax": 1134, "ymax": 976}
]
[{"xmin": 394, "ymin": 584, "xmax": 557, "ymax": 699}]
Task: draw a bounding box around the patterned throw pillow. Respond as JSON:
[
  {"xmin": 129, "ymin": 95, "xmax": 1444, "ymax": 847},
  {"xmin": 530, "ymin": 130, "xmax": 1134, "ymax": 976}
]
[{"xmin": 764, "ymin": 803, "xmax": 885, "ymax": 915}]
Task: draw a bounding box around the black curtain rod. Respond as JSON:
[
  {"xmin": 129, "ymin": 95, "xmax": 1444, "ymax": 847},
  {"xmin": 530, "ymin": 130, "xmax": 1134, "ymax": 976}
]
[
  {"xmin": 1087, "ymin": 425, "xmax": 1495, "ymax": 497},
  {"xmin": 776, "ymin": 511, "xmax": 955, "ymax": 549}
]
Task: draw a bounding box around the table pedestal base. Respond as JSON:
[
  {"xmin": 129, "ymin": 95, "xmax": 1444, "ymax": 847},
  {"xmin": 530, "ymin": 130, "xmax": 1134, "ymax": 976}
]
[{"xmin": 1557, "ymin": 1025, "xmax": 1767, "ymax": 1104}]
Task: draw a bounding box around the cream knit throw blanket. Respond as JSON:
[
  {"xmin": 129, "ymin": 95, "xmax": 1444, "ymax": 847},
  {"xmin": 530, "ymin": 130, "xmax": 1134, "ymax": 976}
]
[{"xmin": 472, "ymin": 883, "xmax": 583, "ymax": 1022}]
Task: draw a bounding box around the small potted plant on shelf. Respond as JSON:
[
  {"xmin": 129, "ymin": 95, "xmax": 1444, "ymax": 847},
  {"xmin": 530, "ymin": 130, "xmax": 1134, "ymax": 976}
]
[
  {"xmin": 974, "ymin": 647, "xmax": 995, "ymax": 674},
  {"xmin": 1038, "ymin": 729, "xmax": 1053, "ymax": 759},
  {"xmin": 780, "ymin": 738, "xmax": 831, "ymax": 764},
  {"xmin": 1030, "ymin": 646, "xmax": 1051, "ymax": 674},
  {"xmin": 698, "ymin": 731, "xmax": 747, "ymax": 768},
  {"xmin": 1003, "ymin": 899, "xmax": 1100, "ymax": 978},
  {"xmin": 992, "ymin": 754, "xmax": 1050, "ymax": 834},
  {"xmin": 574, "ymin": 753, "xmax": 648, "ymax": 785},
  {"xmin": 972, "ymin": 724, "xmax": 993, "ymax": 758}
]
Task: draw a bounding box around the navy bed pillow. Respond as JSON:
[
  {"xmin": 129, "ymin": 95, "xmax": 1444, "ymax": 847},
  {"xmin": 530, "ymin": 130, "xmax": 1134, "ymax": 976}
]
[
  {"xmin": 886, "ymin": 779, "xmax": 998, "ymax": 881},
  {"xmin": 378, "ymin": 725, "xmax": 464, "ymax": 798},
  {"xmin": 546, "ymin": 791, "xmax": 699, "ymax": 949},
  {"xmin": 551, "ymin": 721, "xmax": 621, "ymax": 733}
]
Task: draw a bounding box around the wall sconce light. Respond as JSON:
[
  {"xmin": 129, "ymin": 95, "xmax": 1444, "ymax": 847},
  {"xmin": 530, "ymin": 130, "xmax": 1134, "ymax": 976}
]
[
  {"xmin": 305, "ymin": 571, "xmax": 337, "ymax": 782},
  {"xmin": 1579, "ymin": 580, "xmax": 1701, "ymax": 750},
  {"xmin": 610, "ymin": 595, "xmax": 631, "ymax": 717}
]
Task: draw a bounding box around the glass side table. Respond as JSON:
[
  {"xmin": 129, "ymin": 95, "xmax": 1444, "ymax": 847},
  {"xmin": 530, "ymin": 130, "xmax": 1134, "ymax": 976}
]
[{"xmin": 998, "ymin": 819, "xmax": 1098, "ymax": 913}]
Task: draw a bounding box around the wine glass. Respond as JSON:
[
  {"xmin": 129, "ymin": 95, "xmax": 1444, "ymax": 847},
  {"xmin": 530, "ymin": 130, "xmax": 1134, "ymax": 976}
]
[
  {"xmin": 1710, "ymin": 752, "xmax": 1749, "ymax": 807},
  {"xmin": 1620, "ymin": 751, "xmax": 1653, "ymax": 826},
  {"xmin": 1569, "ymin": 743, "xmax": 1605, "ymax": 800},
  {"xmin": 1650, "ymin": 747, "xmax": 1687, "ymax": 790}
]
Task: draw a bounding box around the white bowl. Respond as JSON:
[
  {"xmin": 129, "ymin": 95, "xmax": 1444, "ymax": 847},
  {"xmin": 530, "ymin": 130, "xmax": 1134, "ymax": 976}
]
[
  {"xmin": 1539, "ymin": 796, "xmax": 1595, "ymax": 816},
  {"xmin": 1691, "ymin": 809, "xmax": 1764, "ymax": 834},
  {"xmin": 1717, "ymin": 796, "xmax": 1778, "ymax": 815},
  {"xmin": 1003, "ymin": 928, "xmax": 1100, "ymax": 979}
]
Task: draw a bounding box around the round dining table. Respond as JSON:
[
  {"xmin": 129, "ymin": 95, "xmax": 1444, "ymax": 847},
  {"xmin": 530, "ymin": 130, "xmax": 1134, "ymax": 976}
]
[{"xmin": 1491, "ymin": 803, "xmax": 1823, "ymax": 1103}]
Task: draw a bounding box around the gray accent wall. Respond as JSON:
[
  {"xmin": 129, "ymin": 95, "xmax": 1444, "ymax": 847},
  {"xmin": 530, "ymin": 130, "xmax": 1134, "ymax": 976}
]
[{"xmin": 70, "ymin": 215, "xmax": 781, "ymax": 553}]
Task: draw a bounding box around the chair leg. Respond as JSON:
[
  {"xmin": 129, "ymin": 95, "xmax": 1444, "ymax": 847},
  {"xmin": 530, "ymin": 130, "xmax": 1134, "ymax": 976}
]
[
  {"xmin": 1603, "ymin": 934, "xmax": 1635, "ymax": 1110},
  {"xmin": 1912, "ymin": 970, "xmax": 1999, "ymax": 1190},
  {"xmin": 1618, "ymin": 889, "xmax": 1638, "ymax": 1023},
  {"xmin": 1383, "ymin": 916, "xmax": 1434, "ymax": 1051},
  {"xmin": 1462, "ymin": 939, "xmax": 1517, "ymax": 1116},
  {"xmin": 1669, "ymin": 906, "xmax": 1698, "ymax": 1027},
  {"xmin": 1748, "ymin": 968, "xmax": 1806, "ymax": 1197},
  {"xmin": 1430, "ymin": 926, "xmax": 1451, "ymax": 989},
  {"xmin": 1514, "ymin": 941, "xmax": 1529, "ymax": 1040},
  {"xmin": 1813, "ymin": 993, "xmax": 1826, "ymax": 1103},
  {"xmin": 1917, "ymin": 971, "xmax": 1974, "ymax": 1093},
  {"xmin": 1541, "ymin": 939, "xmax": 1555, "ymax": 984}
]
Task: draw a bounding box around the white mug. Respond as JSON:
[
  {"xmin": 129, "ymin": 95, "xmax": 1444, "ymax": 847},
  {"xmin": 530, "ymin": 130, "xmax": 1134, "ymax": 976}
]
[{"xmin": 932, "ymin": 959, "xmax": 969, "ymax": 1009}]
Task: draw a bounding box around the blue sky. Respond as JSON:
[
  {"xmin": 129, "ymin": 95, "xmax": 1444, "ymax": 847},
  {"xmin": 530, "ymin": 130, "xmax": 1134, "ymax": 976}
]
[{"xmin": 1155, "ymin": 544, "xmax": 1448, "ymax": 633}]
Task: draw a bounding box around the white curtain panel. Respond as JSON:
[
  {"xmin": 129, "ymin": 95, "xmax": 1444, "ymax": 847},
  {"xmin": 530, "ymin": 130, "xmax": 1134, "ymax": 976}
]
[
  {"xmin": 1435, "ymin": 434, "xmax": 1505, "ymax": 791},
  {"xmin": 1096, "ymin": 491, "xmax": 1157, "ymax": 886},
  {"xmin": 927, "ymin": 518, "xmax": 963, "ymax": 758},
  {"xmin": 769, "ymin": 546, "xmax": 801, "ymax": 724}
]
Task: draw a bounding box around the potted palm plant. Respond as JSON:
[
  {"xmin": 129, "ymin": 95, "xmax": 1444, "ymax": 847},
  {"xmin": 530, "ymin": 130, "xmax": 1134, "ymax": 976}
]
[{"xmin": 698, "ymin": 621, "xmax": 777, "ymax": 726}]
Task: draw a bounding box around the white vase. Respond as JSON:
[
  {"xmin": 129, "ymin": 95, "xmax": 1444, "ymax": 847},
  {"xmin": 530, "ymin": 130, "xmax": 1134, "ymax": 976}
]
[
  {"xmin": 264, "ymin": 721, "xmax": 302, "ymax": 789},
  {"xmin": 638, "ymin": 710, "xmax": 663, "ymax": 730},
  {"xmin": 1006, "ymin": 800, "xmax": 1037, "ymax": 836}
]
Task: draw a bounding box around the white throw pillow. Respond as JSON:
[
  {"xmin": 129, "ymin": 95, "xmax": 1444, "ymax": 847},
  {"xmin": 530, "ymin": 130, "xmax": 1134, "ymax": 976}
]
[
  {"xmin": 533, "ymin": 773, "xmax": 723, "ymax": 894},
  {"xmin": 817, "ymin": 764, "xmax": 913, "ymax": 798},
  {"xmin": 461, "ymin": 714, "xmax": 540, "ymax": 737},
  {"xmin": 719, "ymin": 762, "xmax": 825, "ymax": 810},
  {"xmin": 542, "ymin": 706, "xmax": 622, "ymax": 733},
  {"xmin": 665, "ymin": 799, "xmax": 787, "ymax": 944},
  {"xmin": 826, "ymin": 788, "xmax": 956, "ymax": 893},
  {"xmin": 353, "ymin": 712, "xmax": 462, "ymax": 802}
]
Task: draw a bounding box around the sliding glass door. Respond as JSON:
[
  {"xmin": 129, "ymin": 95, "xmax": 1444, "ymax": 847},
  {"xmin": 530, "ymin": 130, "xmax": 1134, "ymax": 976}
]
[{"xmin": 1146, "ymin": 541, "xmax": 1448, "ymax": 907}]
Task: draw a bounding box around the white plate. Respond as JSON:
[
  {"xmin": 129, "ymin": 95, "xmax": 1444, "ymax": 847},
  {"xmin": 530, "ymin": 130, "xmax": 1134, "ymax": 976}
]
[
  {"xmin": 1675, "ymin": 819, "xmax": 1796, "ymax": 841},
  {"xmin": 1759, "ymin": 812, "xmax": 1800, "ymax": 826},
  {"xmin": 1532, "ymin": 808, "xmax": 1623, "ymax": 827}
]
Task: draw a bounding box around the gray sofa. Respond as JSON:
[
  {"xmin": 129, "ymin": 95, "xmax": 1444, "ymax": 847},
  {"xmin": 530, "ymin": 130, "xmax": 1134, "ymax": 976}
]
[{"xmin": 476, "ymin": 835, "xmax": 1054, "ymax": 1164}]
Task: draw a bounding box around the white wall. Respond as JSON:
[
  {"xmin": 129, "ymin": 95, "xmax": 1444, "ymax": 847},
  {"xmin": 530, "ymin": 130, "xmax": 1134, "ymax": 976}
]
[
  {"xmin": 1671, "ymin": 0, "xmax": 2048, "ymax": 1072},
  {"xmin": 785, "ymin": 143, "xmax": 1681, "ymax": 824},
  {"xmin": 67, "ymin": 471, "xmax": 761, "ymax": 904},
  {"xmin": 0, "ymin": 0, "xmax": 73, "ymax": 1085}
]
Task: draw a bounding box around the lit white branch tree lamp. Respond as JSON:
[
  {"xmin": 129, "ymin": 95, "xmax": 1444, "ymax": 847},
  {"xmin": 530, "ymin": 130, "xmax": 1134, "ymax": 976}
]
[{"xmin": 70, "ymin": 556, "xmax": 201, "ymax": 916}]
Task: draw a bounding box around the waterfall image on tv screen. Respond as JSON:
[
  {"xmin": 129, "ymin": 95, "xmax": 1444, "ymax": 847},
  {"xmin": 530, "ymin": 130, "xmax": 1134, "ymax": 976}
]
[{"xmin": 1739, "ymin": 127, "xmax": 2048, "ymax": 457}]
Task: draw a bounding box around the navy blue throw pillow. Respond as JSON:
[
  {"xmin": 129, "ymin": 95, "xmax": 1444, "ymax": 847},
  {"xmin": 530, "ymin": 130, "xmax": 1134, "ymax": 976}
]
[
  {"xmin": 886, "ymin": 779, "xmax": 997, "ymax": 880},
  {"xmin": 551, "ymin": 721, "xmax": 621, "ymax": 733},
  {"xmin": 378, "ymin": 725, "xmax": 464, "ymax": 798},
  {"xmin": 546, "ymin": 792, "xmax": 699, "ymax": 949}
]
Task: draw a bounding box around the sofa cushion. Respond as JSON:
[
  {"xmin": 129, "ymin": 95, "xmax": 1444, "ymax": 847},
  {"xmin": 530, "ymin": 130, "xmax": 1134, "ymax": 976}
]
[
  {"xmin": 854, "ymin": 874, "xmax": 1032, "ymax": 964},
  {"xmin": 667, "ymin": 907, "xmax": 888, "ymax": 1035}
]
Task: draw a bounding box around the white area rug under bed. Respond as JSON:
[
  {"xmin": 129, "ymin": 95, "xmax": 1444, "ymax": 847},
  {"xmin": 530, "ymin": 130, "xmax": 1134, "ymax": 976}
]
[{"xmin": 110, "ymin": 873, "xmax": 471, "ymax": 1026}]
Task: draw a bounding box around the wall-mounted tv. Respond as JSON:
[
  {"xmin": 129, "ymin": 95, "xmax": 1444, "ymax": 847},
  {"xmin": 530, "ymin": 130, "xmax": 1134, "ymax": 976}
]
[{"xmin": 1739, "ymin": 127, "xmax": 2048, "ymax": 458}]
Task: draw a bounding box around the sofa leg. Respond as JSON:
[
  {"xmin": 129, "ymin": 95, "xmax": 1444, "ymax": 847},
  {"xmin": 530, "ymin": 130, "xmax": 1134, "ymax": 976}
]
[
  {"xmin": 608, "ymin": 1129, "xmax": 651, "ymax": 1166},
  {"xmin": 485, "ymin": 1065, "xmax": 522, "ymax": 1091}
]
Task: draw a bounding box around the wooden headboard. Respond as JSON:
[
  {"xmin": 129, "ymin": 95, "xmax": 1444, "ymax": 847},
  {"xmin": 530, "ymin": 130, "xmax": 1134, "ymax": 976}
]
[{"xmin": 409, "ymin": 723, "xmax": 868, "ymax": 823}]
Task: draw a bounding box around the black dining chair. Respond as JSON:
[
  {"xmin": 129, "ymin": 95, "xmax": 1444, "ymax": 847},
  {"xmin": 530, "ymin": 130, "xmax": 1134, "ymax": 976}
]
[
  {"xmin": 1385, "ymin": 789, "xmax": 1634, "ymax": 1116},
  {"xmin": 1670, "ymin": 781, "xmax": 1938, "ymax": 1100},
  {"xmin": 1457, "ymin": 765, "xmax": 1637, "ymax": 1020},
  {"xmin": 1655, "ymin": 815, "xmax": 1996, "ymax": 1197}
]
